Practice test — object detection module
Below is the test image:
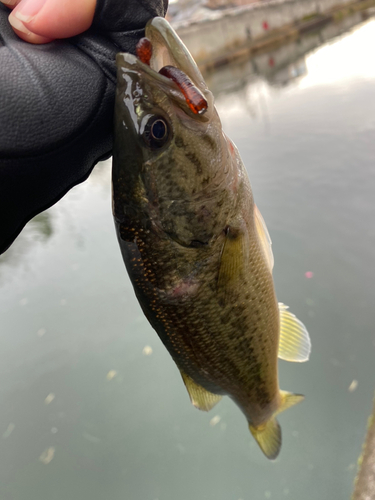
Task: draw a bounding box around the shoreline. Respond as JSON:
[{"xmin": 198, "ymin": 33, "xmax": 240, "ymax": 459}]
[{"xmin": 174, "ymin": 0, "xmax": 375, "ymax": 71}]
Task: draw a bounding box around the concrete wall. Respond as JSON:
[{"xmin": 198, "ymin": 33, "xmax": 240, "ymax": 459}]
[
  {"xmin": 204, "ymin": 8, "xmax": 365, "ymax": 95},
  {"xmin": 175, "ymin": 0, "xmax": 353, "ymax": 63}
]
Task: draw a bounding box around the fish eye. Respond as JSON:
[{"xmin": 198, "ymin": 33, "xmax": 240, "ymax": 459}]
[
  {"xmin": 142, "ymin": 115, "xmax": 170, "ymax": 150},
  {"xmin": 151, "ymin": 119, "xmax": 167, "ymax": 140}
]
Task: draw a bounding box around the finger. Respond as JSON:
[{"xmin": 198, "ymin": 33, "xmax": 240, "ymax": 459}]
[
  {"xmin": 8, "ymin": 14, "xmax": 53, "ymax": 43},
  {"xmin": 8, "ymin": 0, "xmax": 96, "ymax": 44}
]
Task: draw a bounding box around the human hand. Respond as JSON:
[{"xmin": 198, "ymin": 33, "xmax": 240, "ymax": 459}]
[
  {"xmin": 0, "ymin": 0, "xmax": 168, "ymax": 254},
  {"xmin": 2, "ymin": 0, "xmax": 97, "ymax": 44}
]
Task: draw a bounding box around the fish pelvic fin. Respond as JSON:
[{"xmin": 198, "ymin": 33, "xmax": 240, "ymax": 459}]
[
  {"xmin": 277, "ymin": 390, "xmax": 305, "ymax": 415},
  {"xmin": 278, "ymin": 303, "xmax": 311, "ymax": 362},
  {"xmin": 249, "ymin": 418, "xmax": 281, "ymax": 460},
  {"xmin": 180, "ymin": 371, "xmax": 222, "ymax": 412}
]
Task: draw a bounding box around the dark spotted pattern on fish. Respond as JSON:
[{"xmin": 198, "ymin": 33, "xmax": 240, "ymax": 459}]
[{"xmin": 112, "ymin": 39, "xmax": 280, "ymax": 429}]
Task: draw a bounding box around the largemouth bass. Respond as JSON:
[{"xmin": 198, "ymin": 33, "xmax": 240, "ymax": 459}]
[{"xmin": 112, "ymin": 17, "xmax": 311, "ymax": 460}]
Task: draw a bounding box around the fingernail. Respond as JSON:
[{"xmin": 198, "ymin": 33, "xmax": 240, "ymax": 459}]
[
  {"xmin": 8, "ymin": 13, "xmax": 32, "ymax": 35},
  {"xmin": 13, "ymin": 0, "xmax": 47, "ymax": 23}
]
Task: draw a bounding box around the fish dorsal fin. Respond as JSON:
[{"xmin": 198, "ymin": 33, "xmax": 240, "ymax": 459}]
[
  {"xmin": 217, "ymin": 225, "xmax": 249, "ymax": 297},
  {"xmin": 254, "ymin": 205, "xmax": 274, "ymax": 272},
  {"xmin": 278, "ymin": 303, "xmax": 311, "ymax": 362},
  {"xmin": 180, "ymin": 371, "xmax": 222, "ymax": 412},
  {"xmin": 277, "ymin": 390, "xmax": 305, "ymax": 415},
  {"xmin": 249, "ymin": 418, "xmax": 281, "ymax": 460}
]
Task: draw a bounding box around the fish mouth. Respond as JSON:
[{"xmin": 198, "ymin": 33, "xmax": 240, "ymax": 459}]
[
  {"xmin": 145, "ymin": 17, "xmax": 206, "ymax": 91},
  {"xmin": 116, "ymin": 17, "xmax": 210, "ymax": 114}
]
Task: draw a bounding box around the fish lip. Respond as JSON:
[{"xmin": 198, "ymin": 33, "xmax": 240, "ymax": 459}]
[
  {"xmin": 115, "ymin": 52, "xmax": 189, "ymax": 121},
  {"xmin": 116, "ymin": 50, "xmax": 210, "ymax": 122},
  {"xmin": 116, "ymin": 17, "xmax": 207, "ymax": 95},
  {"xmin": 115, "ymin": 18, "xmax": 212, "ymax": 133},
  {"xmin": 145, "ymin": 17, "xmax": 206, "ymax": 92},
  {"xmin": 116, "ymin": 52, "xmax": 177, "ymax": 90}
]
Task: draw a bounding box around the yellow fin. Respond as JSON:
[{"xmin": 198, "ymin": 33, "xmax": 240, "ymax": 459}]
[
  {"xmin": 278, "ymin": 303, "xmax": 311, "ymax": 362},
  {"xmin": 249, "ymin": 418, "xmax": 281, "ymax": 460},
  {"xmin": 277, "ymin": 390, "xmax": 305, "ymax": 415},
  {"xmin": 217, "ymin": 226, "xmax": 248, "ymax": 295},
  {"xmin": 254, "ymin": 205, "xmax": 274, "ymax": 271},
  {"xmin": 180, "ymin": 371, "xmax": 222, "ymax": 412}
]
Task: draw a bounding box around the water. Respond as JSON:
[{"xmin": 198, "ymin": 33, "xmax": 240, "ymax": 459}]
[{"xmin": 1, "ymin": 15, "xmax": 375, "ymax": 500}]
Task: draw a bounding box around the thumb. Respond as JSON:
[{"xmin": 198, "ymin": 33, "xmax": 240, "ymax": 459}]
[{"xmin": 7, "ymin": 0, "xmax": 96, "ymax": 44}]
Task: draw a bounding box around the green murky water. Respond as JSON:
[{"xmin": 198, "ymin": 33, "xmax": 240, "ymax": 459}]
[{"xmin": 1, "ymin": 14, "xmax": 375, "ymax": 500}]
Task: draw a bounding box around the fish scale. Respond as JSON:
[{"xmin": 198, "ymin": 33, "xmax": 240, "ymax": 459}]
[{"xmin": 112, "ymin": 17, "xmax": 311, "ymax": 460}]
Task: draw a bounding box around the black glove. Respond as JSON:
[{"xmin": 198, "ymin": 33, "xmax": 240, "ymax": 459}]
[{"xmin": 0, "ymin": 0, "xmax": 168, "ymax": 254}]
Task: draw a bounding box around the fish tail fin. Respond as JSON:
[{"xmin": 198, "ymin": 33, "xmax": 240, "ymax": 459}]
[
  {"xmin": 249, "ymin": 418, "xmax": 282, "ymax": 460},
  {"xmin": 277, "ymin": 390, "xmax": 305, "ymax": 416},
  {"xmin": 249, "ymin": 392, "xmax": 304, "ymax": 459}
]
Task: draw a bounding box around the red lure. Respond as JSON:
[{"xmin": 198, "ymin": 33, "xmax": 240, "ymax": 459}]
[
  {"xmin": 136, "ymin": 37, "xmax": 152, "ymax": 66},
  {"xmin": 135, "ymin": 37, "xmax": 207, "ymax": 115},
  {"xmin": 159, "ymin": 65, "xmax": 207, "ymax": 115}
]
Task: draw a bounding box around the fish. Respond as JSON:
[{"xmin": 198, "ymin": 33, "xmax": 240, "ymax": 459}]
[{"xmin": 112, "ymin": 17, "xmax": 311, "ymax": 460}]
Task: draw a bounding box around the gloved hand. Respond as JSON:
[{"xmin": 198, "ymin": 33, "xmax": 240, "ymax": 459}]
[{"xmin": 0, "ymin": 0, "xmax": 168, "ymax": 254}]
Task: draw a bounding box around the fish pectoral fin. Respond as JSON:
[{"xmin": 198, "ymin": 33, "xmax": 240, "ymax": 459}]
[
  {"xmin": 249, "ymin": 418, "xmax": 281, "ymax": 460},
  {"xmin": 277, "ymin": 390, "xmax": 305, "ymax": 415},
  {"xmin": 254, "ymin": 205, "xmax": 274, "ymax": 272},
  {"xmin": 217, "ymin": 225, "xmax": 249, "ymax": 299},
  {"xmin": 180, "ymin": 371, "xmax": 222, "ymax": 412},
  {"xmin": 278, "ymin": 303, "xmax": 311, "ymax": 362}
]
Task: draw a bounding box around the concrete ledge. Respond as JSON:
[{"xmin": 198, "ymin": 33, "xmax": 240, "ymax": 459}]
[{"xmin": 175, "ymin": 0, "xmax": 375, "ymax": 70}]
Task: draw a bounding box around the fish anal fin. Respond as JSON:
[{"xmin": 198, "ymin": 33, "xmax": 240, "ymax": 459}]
[
  {"xmin": 249, "ymin": 418, "xmax": 281, "ymax": 460},
  {"xmin": 180, "ymin": 371, "xmax": 222, "ymax": 412},
  {"xmin": 277, "ymin": 390, "xmax": 305, "ymax": 415},
  {"xmin": 254, "ymin": 205, "xmax": 274, "ymax": 271},
  {"xmin": 278, "ymin": 303, "xmax": 311, "ymax": 362},
  {"xmin": 217, "ymin": 226, "xmax": 248, "ymax": 299}
]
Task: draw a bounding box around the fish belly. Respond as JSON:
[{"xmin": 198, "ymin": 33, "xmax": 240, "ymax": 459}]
[{"xmin": 117, "ymin": 219, "xmax": 280, "ymax": 422}]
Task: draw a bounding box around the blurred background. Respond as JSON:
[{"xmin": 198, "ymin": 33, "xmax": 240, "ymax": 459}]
[{"xmin": 1, "ymin": 0, "xmax": 375, "ymax": 499}]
